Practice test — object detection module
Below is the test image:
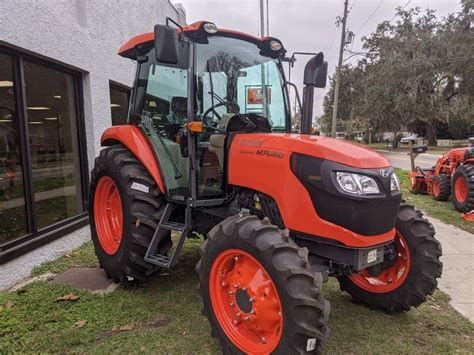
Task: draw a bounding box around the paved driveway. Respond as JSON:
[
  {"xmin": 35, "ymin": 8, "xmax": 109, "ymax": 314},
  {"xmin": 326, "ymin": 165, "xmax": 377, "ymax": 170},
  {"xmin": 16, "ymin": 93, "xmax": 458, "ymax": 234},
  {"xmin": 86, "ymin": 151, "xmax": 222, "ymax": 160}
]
[{"xmin": 378, "ymin": 150, "xmax": 440, "ymax": 170}]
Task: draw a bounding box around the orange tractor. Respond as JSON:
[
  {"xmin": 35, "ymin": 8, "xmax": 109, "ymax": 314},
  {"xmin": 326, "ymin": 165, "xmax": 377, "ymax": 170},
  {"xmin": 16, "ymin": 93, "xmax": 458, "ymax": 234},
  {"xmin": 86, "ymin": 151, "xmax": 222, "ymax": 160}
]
[
  {"xmin": 89, "ymin": 20, "xmax": 442, "ymax": 353},
  {"xmin": 409, "ymin": 138, "xmax": 474, "ymax": 213}
]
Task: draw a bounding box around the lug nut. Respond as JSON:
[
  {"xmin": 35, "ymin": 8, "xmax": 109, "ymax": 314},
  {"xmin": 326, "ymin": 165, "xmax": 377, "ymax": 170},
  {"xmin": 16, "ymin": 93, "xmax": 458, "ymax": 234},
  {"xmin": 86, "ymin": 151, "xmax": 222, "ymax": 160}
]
[
  {"xmin": 261, "ymin": 337, "xmax": 266, "ymax": 344},
  {"xmin": 228, "ymin": 290, "xmax": 235, "ymax": 295},
  {"xmin": 236, "ymin": 312, "xmax": 241, "ymax": 317},
  {"xmin": 233, "ymin": 283, "xmax": 239, "ymax": 288},
  {"xmin": 234, "ymin": 256, "xmax": 239, "ymax": 261},
  {"xmin": 249, "ymin": 297, "xmax": 254, "ymax": 302},
  {"xmin": 233, "ymin": 319, "xmax": 239, "ymax": 326},
  {"xmin": 250, "ymin": 310, "xmax": 255, "ymax": 315},
  {"xmin": 230, "ymin": 302, "xmax": 235, "ymax": 307},
  {"xmin": 278, "ymin": 312, "xmax": 282, "ymax": 317},
  {"xmin": 244, "ymin": 316, "xmax": 250, "ymax": 321}
]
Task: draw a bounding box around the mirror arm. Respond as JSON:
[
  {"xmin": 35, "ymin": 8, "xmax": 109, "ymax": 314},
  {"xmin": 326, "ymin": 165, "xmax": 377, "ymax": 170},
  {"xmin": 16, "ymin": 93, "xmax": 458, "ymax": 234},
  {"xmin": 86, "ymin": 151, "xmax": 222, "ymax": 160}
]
[{"xmin": 285, "ymin": 81, "xmax": 302, "ymax": 113}]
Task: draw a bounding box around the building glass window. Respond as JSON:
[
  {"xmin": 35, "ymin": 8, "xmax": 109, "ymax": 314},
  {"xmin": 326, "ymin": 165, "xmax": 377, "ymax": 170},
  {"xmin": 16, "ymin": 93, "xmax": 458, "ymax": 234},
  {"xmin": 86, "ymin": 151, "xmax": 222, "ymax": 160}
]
[
  {"xmin": 110, "ymin": 82, "xmax": 130, "ymax": 126},
  {"xmin": 0, "ymin": 53, "xmax": 28, "ymax": 244},
  {"xmin": 24, "ymin": 60, "xmax": 84, "ymax": 229},
  {"xmin": 0, "ymin": 47, "xmax": 87, "ymax": 259}
]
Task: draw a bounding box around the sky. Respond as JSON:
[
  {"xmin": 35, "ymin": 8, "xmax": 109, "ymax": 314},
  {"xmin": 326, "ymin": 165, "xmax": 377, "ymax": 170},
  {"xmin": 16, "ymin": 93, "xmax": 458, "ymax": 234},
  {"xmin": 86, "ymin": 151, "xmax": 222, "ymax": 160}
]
[{"xmin": 178, "ymin": 0, "xmax": 461, "ymax": 116}]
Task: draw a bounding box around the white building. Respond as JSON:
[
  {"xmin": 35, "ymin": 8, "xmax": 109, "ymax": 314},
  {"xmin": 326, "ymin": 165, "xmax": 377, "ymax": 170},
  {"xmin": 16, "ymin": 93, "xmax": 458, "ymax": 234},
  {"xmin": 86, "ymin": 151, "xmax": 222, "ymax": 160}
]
[{"xmin": 0, "ymin": 0, "xmax": 186, "ymax": 264}]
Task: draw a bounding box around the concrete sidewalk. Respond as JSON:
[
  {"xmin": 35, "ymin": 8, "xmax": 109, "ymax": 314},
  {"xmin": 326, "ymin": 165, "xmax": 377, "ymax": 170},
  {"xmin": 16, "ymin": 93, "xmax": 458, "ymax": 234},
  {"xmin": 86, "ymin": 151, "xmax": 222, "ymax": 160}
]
[{"xmin": 427, "ymin": 215, "xmax": 474, "ymax": 322}]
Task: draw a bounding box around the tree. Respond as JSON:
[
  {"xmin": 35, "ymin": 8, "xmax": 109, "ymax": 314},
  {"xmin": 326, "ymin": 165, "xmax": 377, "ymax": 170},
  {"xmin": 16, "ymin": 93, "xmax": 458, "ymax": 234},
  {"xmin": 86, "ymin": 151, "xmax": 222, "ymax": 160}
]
[{"xmin": 320, "ymin": 1, "xmax": 473, "ymax": 144}]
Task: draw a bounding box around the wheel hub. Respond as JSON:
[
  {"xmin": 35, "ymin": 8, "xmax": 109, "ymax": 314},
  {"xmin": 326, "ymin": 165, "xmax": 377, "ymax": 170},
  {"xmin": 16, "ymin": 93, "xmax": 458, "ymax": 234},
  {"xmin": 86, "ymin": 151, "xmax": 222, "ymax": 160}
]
[
  {"xmin": 349, "ymin": 230, "xmax": 410, "ymax": 293},
  {"xmin": 235, "ymin": 288, "xmax": 252, "ymax": 314},
  {"xmin": 209, "ymin": 249, "xmax": 283, "ymax": 353},
  {"xmin": 94, "ymin": 176, "xmax": 123, "ymax": 255}
]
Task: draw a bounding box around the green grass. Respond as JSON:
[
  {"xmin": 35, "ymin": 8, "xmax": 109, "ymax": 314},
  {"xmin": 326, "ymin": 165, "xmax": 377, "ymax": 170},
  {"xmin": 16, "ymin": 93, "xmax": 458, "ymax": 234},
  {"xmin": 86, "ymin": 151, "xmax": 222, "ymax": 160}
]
[
  {"xmin": 397, "ymin": 169, "xmax": 474, "ymax": 235},
  {"xmin": 1, "ymin": 239, "xmax": 473, "ymax": 354}
]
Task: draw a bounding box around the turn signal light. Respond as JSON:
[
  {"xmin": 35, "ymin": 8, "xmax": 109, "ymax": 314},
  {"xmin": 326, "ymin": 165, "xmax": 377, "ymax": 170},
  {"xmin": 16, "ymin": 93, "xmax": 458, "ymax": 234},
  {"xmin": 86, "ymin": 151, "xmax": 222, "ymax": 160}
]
[{"xmin": 187, "ymin": 121, "xmax": 203, "ymax": 132}]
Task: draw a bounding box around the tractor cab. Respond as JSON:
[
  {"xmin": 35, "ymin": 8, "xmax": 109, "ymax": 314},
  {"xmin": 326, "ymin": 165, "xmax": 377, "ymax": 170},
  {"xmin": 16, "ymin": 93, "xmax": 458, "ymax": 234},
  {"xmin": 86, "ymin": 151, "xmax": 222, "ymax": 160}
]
[{"xmin": 117, "ymin": 21, "xmax": 325, "ymax": 204}]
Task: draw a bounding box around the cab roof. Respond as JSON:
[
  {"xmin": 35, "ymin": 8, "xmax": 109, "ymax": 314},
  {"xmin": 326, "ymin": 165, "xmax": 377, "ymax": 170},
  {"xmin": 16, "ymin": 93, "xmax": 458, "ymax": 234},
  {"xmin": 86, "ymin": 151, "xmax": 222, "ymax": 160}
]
[{"xmin": 118, "ymin": 21, "xmax": 280, "ymax": 60}]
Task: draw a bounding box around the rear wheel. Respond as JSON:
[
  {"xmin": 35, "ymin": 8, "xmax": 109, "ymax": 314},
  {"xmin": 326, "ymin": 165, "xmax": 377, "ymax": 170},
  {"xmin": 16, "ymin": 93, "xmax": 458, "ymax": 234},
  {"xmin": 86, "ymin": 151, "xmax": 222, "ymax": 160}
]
[
  {"xmin": 89, "ymin": 144, "xmax": 172, "ymax": 285},
  {"xmin": 337, "ymin": 203, "xmax": 442, "ymax": 313},
  {"xmin": 197, "ymin": 214, "xmax": 330, "ymax": 354},
  {"xmin": 452, "ymin": 165, "xmax": 474, "ymax": 212},
  {"xmin": 432, "ymin": 174, "xmax": 450, "ymax": 201}
]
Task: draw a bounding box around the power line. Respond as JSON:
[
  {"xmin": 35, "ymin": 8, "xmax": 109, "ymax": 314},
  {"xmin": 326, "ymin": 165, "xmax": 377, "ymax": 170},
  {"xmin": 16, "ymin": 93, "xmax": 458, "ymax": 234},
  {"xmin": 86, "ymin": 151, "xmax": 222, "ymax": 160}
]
[
  {"xmin": 348, "ymin": 0, "xmax": 357, "ymax": 12},
  {"xmin": 355, "ymin": 0, "xmax": 384, "ymax": 36},
  {"xmin": 387, "ymin": 0, "xmax": 411, "ymax": 23},
  {"xmin": 324, "ymin": 28, "xmax": 338, "ymax": 53}
]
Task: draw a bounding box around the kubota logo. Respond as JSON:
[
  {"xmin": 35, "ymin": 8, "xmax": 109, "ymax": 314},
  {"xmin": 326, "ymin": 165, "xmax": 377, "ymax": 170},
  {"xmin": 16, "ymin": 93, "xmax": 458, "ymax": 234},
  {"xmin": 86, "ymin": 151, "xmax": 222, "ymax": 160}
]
[
  {"xmin": 379, "ymin": 169, "xmax": 389, "ymax": 178},
  {"xmin": 255, "ymin": 149, "xmax": 284, "ymax": 159}
]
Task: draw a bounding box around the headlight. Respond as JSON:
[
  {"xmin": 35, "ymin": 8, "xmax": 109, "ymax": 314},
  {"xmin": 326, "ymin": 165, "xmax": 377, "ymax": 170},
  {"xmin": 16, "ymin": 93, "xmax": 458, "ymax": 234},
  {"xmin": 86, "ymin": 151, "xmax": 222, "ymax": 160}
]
[
  {"xmin": 336, "ymin": 172, "xmax": 380, "ymax": 195},
  {"xmin": 203, "ymin": 23, "xmax": 218, "ymax": 34},
  {"xmin": 390, "ymin": 173, "xmax": 400, "ymax": 192}
]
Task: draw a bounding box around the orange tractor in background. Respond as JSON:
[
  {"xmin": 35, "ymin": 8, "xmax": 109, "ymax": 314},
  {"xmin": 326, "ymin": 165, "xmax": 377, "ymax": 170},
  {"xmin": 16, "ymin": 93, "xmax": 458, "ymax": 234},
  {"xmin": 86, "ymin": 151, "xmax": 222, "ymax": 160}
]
[
  {"xmin": 89, "ymin": 20, "xmax": 442, "ymax": 353},
  {"xmin": 409, "ymin": 138, "xmax": 474, "ymax": 213}
]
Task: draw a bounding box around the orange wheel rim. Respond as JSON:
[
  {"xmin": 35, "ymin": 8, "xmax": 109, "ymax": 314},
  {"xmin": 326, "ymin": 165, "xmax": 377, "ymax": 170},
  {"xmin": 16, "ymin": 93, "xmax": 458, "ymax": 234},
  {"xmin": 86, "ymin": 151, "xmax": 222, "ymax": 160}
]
[
  {"xmin": 94, "ymin": 176, "xmax": 123, "ymax": 255},
  {"xmin": 432, "ymin": 179, "xmax": 440, "ymax": 197},
  {"xmin": 349, "ymin": 230, "xmax": 410, "ymax": 293},
  {"xmin": 209, "ymin": 249, "xmax": 283, "ymax": 353},
  {"xmin": 455, "ymin": 177, "xmax": 468, "ymax": 203}
]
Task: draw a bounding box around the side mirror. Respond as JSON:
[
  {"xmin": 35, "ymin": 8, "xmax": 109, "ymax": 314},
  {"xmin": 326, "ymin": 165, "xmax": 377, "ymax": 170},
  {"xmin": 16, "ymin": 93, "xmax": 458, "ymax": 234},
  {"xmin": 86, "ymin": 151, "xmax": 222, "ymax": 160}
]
[
  {"xmin": 154, "ymin": 24, "xmax": 179, "ymax": 64},
  {"xmin": 301, "ymin": 52, "xmax": 327, "ymax": 134},
  {"xmin": 303, "ymin": 53, "xmax": 327, "ymax": 88}
]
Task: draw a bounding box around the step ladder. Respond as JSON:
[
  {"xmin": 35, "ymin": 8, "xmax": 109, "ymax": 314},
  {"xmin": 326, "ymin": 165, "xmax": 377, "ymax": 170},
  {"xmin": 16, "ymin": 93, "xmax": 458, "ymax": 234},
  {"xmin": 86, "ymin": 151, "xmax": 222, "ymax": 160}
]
[{"xmin": 144, "ymin": 202, "xmax": 191, "ymax": 269}]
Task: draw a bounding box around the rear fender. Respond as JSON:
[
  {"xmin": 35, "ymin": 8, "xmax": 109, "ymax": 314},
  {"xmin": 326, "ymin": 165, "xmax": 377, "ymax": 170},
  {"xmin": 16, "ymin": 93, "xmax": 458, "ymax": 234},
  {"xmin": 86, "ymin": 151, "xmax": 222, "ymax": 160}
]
[{"xmin": 101, "ymin": 125, "xmax": 165, "ymax": 193}]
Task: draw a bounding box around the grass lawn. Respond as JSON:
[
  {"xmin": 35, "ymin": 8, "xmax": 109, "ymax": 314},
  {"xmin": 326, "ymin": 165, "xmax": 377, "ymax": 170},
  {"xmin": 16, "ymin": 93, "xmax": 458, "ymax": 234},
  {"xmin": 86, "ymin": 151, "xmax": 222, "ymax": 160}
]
[
  {"xmin": 397, "ymin": 169, "xmax": 474, "ymax": 235},
  {"xmin": 1, "ymin": 239, "xmax": 473, "ymax": 353}
]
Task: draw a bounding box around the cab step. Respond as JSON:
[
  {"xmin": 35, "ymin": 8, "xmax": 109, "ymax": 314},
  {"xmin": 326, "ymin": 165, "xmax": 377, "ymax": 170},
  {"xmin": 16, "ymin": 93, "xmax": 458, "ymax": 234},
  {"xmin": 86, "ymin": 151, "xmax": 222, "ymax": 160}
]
[{"xmin": 144, "ymin": 202, "xmax": 190, "ymax": 269}]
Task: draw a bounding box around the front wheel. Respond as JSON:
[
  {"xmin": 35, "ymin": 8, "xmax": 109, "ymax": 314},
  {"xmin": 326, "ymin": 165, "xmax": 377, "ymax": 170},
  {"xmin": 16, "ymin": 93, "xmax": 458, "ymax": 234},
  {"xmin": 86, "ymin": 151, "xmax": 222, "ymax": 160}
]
[
  {"xmin": 432, "ymin": 174, "xmax": 450, "ymax": 201},
  {"xmin": 452, "ymin": 165, "xmax": 474, "ymax": 212},
  {"xmin": 197, "ymin": 214, "xmax": 330, "ymax": 354},
  {"xmin": 338, "ymin": 203, "xmax": 442, "ymax": 313}
]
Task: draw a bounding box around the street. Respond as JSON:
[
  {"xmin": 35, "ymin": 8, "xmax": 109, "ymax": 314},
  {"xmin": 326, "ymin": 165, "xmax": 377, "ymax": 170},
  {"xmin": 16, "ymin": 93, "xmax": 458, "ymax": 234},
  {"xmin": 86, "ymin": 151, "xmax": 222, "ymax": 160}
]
[{"xmin": 377, "ymin": 149, "xmax": 441, "ymax": 171}]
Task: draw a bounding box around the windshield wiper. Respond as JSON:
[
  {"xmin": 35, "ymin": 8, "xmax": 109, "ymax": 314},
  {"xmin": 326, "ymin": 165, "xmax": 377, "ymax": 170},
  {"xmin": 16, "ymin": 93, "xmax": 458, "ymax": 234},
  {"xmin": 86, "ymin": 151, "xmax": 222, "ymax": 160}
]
[{"xmin": 207, "ymin": 91, "xmax": 257, "ymax": 129}]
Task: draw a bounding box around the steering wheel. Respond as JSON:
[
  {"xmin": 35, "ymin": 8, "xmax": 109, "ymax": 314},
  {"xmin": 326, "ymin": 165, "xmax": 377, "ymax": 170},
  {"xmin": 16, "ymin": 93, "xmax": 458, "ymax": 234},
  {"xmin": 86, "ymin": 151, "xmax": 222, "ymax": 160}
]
[{"xmin": 202, "ymin": 101, "xmax": 240, "ymax": 126}]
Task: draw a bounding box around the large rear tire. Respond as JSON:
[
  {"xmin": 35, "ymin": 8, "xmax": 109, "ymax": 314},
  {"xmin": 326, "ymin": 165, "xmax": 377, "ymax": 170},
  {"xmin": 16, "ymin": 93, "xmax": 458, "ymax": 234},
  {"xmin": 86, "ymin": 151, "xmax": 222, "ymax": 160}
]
[
  {"xmin": 89, "ymin": 144, "xmax": 171, "ymax": 285},
  {"xmin": 337, "ymin": 203, "xmax": 442, "ymax": 313},
  {"xmin": 197, "ymin": 214, "xmax": 330, "ymax": 354},
  {"xmin": 452, "ymin": 165, "xmax": 474, "ymax": 212},
  {"xmin": 432, "ymin": 174, "xmax": 450, "ymax": 201}
]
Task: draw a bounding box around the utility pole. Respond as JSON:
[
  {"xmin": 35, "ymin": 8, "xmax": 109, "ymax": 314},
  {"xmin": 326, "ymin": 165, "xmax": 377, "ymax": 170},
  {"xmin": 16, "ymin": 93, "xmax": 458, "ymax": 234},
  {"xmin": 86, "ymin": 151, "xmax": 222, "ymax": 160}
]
[{"xmin": 331, "ymin": 0, "xmax": 349, "ymax": 138}]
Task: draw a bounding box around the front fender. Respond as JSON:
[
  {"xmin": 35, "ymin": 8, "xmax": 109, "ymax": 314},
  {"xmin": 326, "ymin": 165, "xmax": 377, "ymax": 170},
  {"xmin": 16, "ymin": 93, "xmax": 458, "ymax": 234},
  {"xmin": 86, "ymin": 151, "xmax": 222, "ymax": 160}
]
[{"xmin": 101, "ymin": 125, "xmax": 165, "ymax": 193}]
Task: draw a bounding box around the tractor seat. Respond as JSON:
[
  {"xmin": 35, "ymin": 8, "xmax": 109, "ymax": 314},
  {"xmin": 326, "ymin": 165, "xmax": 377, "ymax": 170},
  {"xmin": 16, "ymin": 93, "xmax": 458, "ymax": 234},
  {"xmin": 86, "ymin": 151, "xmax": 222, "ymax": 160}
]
[
  {"xmin": 209, "ymin": 114, "xmax": 233, "ymax": 168},
  {"xmin": 167, "ymin": 96, "xmax": 188, "ymax": 124}
]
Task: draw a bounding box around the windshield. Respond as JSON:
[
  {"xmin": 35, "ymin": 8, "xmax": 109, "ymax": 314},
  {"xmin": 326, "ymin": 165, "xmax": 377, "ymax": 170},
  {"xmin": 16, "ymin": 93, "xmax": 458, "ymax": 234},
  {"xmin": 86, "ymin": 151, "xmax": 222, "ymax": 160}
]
[{"xmin": 195, "ymin": 36, "xmax": 288, "ymax": 132}]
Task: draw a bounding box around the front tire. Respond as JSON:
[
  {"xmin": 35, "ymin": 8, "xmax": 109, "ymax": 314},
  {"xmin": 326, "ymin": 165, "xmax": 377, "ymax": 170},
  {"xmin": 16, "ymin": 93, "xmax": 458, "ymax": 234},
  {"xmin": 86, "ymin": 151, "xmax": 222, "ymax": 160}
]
[
  {"xmin": 452, "ymin": 165, "xmax": 474, "ymax": 212},
  {"xmin": 432, "ymin": 174, "xmax": 450, "ymax": 201},
  {"xmin": 89, "ymin": 144, "xmax": 172, "ymax": 285},
  {"xmin": 197, "ymin": 214, "xmax": 330, "ymax": 354},
  {"xmin": 338, "ymin": 203, "xmax": 442, "ymax": 313}
]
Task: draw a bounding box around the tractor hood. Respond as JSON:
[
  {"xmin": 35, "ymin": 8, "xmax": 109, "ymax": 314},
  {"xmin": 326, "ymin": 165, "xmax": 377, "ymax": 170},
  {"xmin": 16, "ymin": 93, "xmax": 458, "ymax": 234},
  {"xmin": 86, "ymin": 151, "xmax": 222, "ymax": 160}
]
[{"xmin": 232, "ymin": 133, "xmax": 390, "ymax": 169}]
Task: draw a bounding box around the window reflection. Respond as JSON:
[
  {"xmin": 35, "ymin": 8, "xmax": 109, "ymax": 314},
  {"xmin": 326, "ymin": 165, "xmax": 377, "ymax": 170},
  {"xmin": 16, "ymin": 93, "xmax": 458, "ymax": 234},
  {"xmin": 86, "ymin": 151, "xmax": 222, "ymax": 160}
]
[
  {"xmin": 0, "ymin": 53, "xmax": 28, "ymax": 243},
  {"xmin": 23, "ymin": 61, "xmax": 83, "ymax": 229},
  {"xmin": 110, "ymin": 83, "xmax": 130, "ymax": 126}
]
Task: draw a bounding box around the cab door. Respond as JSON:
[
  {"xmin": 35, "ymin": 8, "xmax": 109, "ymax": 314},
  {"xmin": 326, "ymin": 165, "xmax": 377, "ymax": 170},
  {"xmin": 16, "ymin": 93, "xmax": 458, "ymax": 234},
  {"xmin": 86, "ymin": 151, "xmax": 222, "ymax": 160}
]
[{"xmin": 134, "ymin": 44, "xmax": 190, "ymax": 201}]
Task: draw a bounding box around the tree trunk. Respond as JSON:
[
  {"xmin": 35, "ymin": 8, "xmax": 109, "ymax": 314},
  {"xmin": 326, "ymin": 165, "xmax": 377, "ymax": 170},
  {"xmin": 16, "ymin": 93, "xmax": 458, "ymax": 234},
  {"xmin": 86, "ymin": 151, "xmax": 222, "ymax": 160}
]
[{"xmin": 426, "ymin": 122, "xmax": 437, "ymax": 146}]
